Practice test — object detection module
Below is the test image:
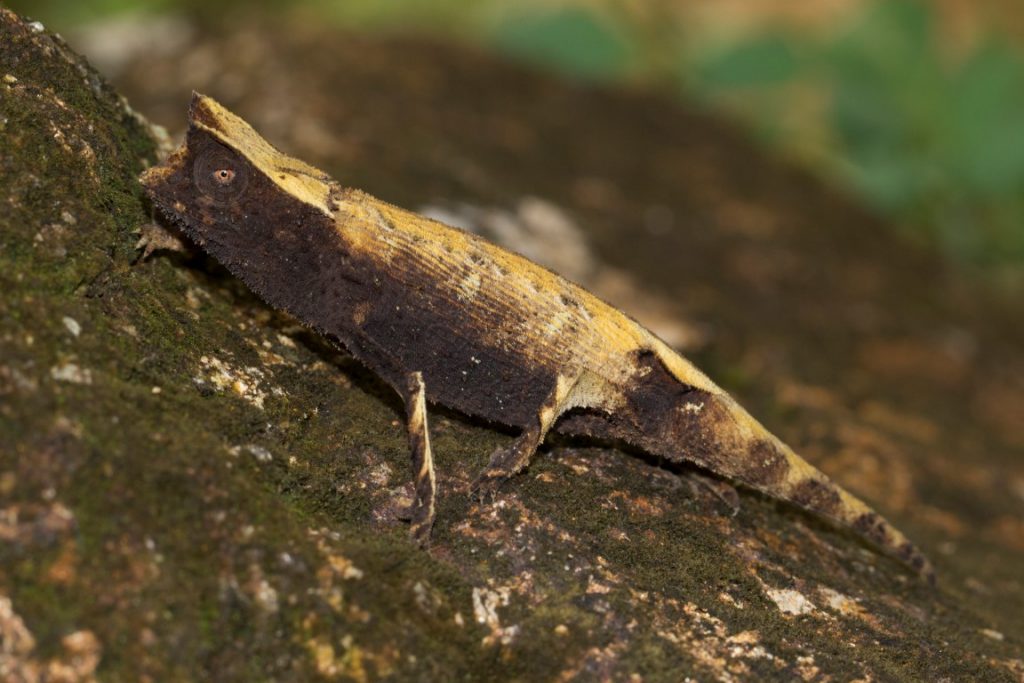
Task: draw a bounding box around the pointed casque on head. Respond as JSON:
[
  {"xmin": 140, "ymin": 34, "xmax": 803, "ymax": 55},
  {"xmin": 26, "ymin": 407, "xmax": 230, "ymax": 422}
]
[
  {"xmin": 185, "ymin": 92, "xmax": 337, "ymax": 217},
  {"xmin": 139, "ymin": 95, "xmax": 347, "ymax": 319}
]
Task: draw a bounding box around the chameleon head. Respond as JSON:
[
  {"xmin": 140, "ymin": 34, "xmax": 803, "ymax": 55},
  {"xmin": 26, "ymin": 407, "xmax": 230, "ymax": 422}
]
[
  {"xmin": 139, "ymin": 93, "xmax": 345, "ymax": 304},
  {"xmin": 139, "ymin": 92, "xmax": 337, "ymax": 254}
]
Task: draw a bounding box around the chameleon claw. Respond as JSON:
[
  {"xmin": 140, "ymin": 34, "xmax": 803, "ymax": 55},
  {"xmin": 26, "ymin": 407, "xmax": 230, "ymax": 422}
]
[
  {"xmin": 133, "ymin": 222, "xmax": 188, "ymax": 262},
  {"xmin": 470, "ymin": 467, "xmax": 509, "ymax": 503},
  {"xmin": 471, "ymin": 438, "xmax": 536, "ymax": 503}
]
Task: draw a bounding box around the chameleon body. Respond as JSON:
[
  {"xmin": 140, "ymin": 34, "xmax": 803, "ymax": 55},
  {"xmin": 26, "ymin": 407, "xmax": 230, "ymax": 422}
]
[{"xmin": 141, "ymin": 94, "xmax": 933, "ymax": 581}]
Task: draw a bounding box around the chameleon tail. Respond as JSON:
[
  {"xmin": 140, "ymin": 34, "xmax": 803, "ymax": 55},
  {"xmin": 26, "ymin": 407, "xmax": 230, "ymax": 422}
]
[
  {"xmin": 555, "ymin": 344, "xmax": 934, "ymax": 581},
  {"xmin": 711, "ymin": 394, "xmax": 935, "ymax": 583}
]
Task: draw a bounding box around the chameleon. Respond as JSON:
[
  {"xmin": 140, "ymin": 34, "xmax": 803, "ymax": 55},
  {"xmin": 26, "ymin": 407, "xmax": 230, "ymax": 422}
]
[{"xmin": 140, "ymin": 93, "xmax": 934, "ymax": 582}]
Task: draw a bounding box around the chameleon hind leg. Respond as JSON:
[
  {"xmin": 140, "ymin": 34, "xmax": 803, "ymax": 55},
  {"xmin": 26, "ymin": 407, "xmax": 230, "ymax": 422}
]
[
  {"xmin": 471, "ymin": 373, "xmax": 578, "ymax": 500},
  {"xmin": 402, "ymin": 371, "xmax": 437, "ymax": 546}
]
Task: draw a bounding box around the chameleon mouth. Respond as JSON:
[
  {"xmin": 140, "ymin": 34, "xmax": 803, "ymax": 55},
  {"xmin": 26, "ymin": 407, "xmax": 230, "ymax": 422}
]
[
  {"xmin": 138, "ymin": 165, "xmax": 163, "ymax": 193},
  {"xmin": 140, "ymin": 138, "xmax": 189, "ymax": 182}
]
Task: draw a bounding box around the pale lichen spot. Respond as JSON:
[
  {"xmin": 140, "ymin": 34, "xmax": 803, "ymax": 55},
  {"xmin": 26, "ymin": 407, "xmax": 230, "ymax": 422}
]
[
  {"xmin": 472, "ymin": 585, "xmax": 520, "ymax": 647},
  {"xmin": 252, "ymin": 576, "xmax": 279, "ymax": 613},
  {"xmin": 50, "ymin": 362, "xmax": 92, "ymax": 385},
  {"xmin": 195, "ymin": 355, "xmax": 275, "ymax": 409},
  {"xmin": 763, "ymin": 585, "xmax": 816, "ymax": 616},
  {"xmin": 229, "ymin": 444, "xmax": 273, "ymax": 463},
  {"xmin": 472, "ymin": 586, "xmax": 509, "ymax": 628},
  {"xmin": 61, "ymin": 316, "xmax": 81, "ymax": 337},
  {"xmin": 457, "ymin": 272, "xmax": 482, "ymax": 302}
]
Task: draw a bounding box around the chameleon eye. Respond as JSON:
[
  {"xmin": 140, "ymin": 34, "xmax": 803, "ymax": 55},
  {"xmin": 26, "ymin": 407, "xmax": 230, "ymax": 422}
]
[
  {"xmin": 193, "ymin": 144, "xmax": 249, "ymax": 203},
  {"xmin": 213, "ymin": 168, "xmax": 236, "ymax": 185}
]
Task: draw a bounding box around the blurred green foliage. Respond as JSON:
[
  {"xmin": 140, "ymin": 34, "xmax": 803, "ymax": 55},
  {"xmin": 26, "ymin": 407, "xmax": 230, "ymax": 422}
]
[
  {"xmin": 695, "ymin": 35, "xmax": 801, "ymax": 88},
  {"xmin": 491, "ymin": 8, "xmax": 632, "ymax": 81},
  {"xmin": 8, "ymin": 0, "xmax": 1024, "ymax": 280},
  {"xmin": 694, "ymin": 1, "xmax": 1024, "ymax": 272}
]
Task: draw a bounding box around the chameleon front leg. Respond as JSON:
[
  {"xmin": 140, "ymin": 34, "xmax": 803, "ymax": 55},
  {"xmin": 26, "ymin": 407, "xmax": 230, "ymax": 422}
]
[
  {"xmin": 402, "ymin": 371, "xmax": 437, "ymax": 546},
  {"xmin": 471, "ymin": 373, "xmax": 577, "ymax": 500}
]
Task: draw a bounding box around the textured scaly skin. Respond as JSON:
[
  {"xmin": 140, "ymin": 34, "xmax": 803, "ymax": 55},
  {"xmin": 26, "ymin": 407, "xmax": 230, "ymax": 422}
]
[{"xmin": 140, "ymin": 94, "xmax": 933, "ymax": 581}]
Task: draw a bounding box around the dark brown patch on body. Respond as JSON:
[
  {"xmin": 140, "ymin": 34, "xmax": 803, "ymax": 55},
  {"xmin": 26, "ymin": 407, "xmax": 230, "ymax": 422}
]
[
  {"xmin": 350, "ymin": 245, "xmax": 558, "ymax": 428},
  {"xmin": 852, "ymin": 512, "xmax": 891, "ymax": 546},
  {"xmin": 559, "ymin": 293, "xmax": 581, "ymax": 309},
  {"xmin": 607, "ymin": 350, "xmax": 728, "ymax": 470},
  {"xmin": 744, "ymin": 440, "xmax": 791, "ymax": 488},
  {"xmin": 896, "ymin": 542, "xmax": 935, "ymax": 585},
  {"xmin": 789, "ymin": 478, "xmax": 843, "ymax": 517},
  {"xmin": 898, "ymin": 542, "xmax": 926, "ymax": 570},
  {"xmin": 554, "ymin": 410, "xmax": 613, "ymax": 438}
]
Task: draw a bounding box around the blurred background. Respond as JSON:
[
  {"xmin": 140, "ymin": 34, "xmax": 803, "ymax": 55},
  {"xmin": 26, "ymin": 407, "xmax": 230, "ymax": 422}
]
[{"xmin": 10, "ymin": 0, "xmax": 1024, "ymax": 290}]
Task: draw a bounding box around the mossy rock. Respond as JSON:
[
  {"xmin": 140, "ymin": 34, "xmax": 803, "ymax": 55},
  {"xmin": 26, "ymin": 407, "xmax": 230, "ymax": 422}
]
[{"xmin": 1, "ymin": 9, "xmax": 1022, "ymax": 681}]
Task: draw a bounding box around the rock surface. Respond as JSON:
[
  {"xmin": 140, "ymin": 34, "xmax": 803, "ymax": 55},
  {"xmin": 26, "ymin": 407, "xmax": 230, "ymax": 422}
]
[{"xmin": 2, "ymin": 9, "xmax": 1023, "ymax": 681}]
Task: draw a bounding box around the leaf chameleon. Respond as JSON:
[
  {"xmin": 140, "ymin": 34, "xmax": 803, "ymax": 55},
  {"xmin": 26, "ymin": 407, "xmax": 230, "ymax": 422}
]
[{"xmin": 141, "ymin": 94, "xmax": 933, "ymax": 581}]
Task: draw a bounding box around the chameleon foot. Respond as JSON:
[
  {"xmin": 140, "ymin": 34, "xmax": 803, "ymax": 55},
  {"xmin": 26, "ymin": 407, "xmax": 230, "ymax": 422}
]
[
  {"xmin": 470, "ymin": 449, "xmax": 518, "ymax": 503},
  {"xmin": 686, "ymin": 472, "xmax": 740, "ymax": 516},
  {"xmin": 409, "ymin": 512, "xmax": 433, "ymax": 548}
]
